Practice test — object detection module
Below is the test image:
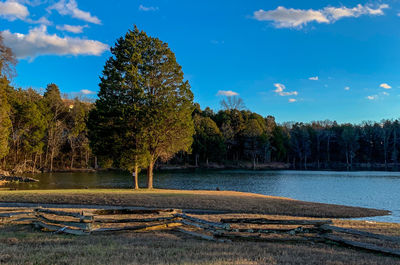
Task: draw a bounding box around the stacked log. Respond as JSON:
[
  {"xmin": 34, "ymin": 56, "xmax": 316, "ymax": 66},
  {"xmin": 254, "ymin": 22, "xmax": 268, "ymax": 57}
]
[{"xmin": 0, "ymin": 207, "xmax": 399, "ymax": 257}]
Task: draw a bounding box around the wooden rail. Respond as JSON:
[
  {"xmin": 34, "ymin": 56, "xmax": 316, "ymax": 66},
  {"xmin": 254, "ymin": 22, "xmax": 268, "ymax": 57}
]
[
  {"xmin": 0, "ymin": 208, "xmax": 399, "ymax": 257},
  {"xmin": 221, "ymin": 218, "xmax": 332, "ymax": 226}
]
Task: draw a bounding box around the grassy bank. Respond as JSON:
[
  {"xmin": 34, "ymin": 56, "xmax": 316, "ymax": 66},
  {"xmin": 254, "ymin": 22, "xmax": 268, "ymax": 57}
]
[
  {"xmin": 0, "ymin": 189, "xmax": 389, "ymax": 218},
  {"xmin": 0, "ymin": 216, "xmax": 399, "ymax": 265}
]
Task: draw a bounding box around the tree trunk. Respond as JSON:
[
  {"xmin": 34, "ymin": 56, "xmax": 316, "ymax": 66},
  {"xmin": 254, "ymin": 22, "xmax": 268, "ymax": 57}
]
[
  {"xmin": 147, "ymin": 156, "xmax": 154, "ymax": 189},
  {"xmin": 85, "ymin": 150, "xmax": 89, "ymax": 168},
  {"xmin": 95, "ymin": 156, "xmax": 98, "ymax": 169},
  {"xmin": 50, "ymin": 149, "xmax": 54, "ymax": 172},
  {"xmin": 70, "ymin": 153, "xmax": 74, "ymax": 169},
  {"xmin": 327, "ymin": 137, "xmax": 331, "ymax": 163},
  {"xmin": 304, "ymin": 156, "xmax": 307, "ymax": 170},
  {"xmin": 134, "ymin": 165, "xmax": 139, "ymax": 190},
  {"xmin": 33, "ymin": 152, "xmax": 38, "ymax": 173}
]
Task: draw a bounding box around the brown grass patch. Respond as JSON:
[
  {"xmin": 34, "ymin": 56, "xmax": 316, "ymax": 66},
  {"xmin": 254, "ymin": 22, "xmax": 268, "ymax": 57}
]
[
  {"xmin": 0, "ymin": 189, "xmax": 389, "ymax": 218},
  {"xmin": 0, "ymin": 221, "xmax": 398, "ymax": 265}
]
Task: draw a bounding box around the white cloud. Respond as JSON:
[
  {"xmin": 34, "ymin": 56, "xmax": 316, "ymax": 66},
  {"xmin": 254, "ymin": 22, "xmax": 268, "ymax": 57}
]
[
  {"xmin": 367, "ymin": 95, "xmax": 378, "ymax": 100},
  {"xmin": 80, "ymin": 89, "xmax": 96, "ymax": 95},
  {"xmin": 211, "ymin": 40, "xmax": 225, "ymax": 45},
  {"xmin": 26, "ymin": 16, "xmax": 52, "ymax": 25},
  {"xmin": 0, "ymin": 1, "xmax": 52, "ymax": 25},
  {"xmin": 47, "ymin": 0, "xmax": 101, "ymax": 24},
  {"xmin": 288, "ymin": 98, "xmax": 297, "ymax": 103},
  {"xmin": 382, "ymin": 91, "xmax": 389, "ymax": 96},
  {"xmin": 217, "ymin": 90, "xmax": 239, "ymax": 97},
  {"xmin": 344, "ymin": 86, "xmax": 350, "ymax": 91},
  {"xmin": 0, "ymin": 0, "xmax": 29, "ymax": 21},
  {"xmin": 15, "ymin": 0, "xmax": 47, "ymax": 7},
  {"xmin": 2, "ymin": 26, "xmax": 109, "ymax": 59},
  {"xmin": 273, "ymin": 83, "xmax": 298, "ymax": 96},
  {"xmin": 254, "ymin": 4, "xmax": 389, "ymax": 28},
  {"xmin": 254, "ymin": 6, "xmax": 328, "ymax": 28},
  {"xmin": 139, "ymin": 4, "xmax": 159, "ymax": 12},
  {"xmin": 380, "ymin": 83, "xmax": 392, "ymax": 89},
  {"xmin": 324, "ymin": 4, "xmax": 389, "ymax": 21},
  {"xmin": 309, "ymin": 76, "xmax": 318, "ymax": 81},
  {"xmin": 56, "ymin": 24, "xmax": 88, "ymax": 34}
]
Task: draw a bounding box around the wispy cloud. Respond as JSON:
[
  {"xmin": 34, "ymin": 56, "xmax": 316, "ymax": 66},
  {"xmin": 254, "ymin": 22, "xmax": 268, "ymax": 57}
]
[
  {"xmin": 2, "ymin": 26, "xmax": 108, "ymax": 59},
  {"xmin": 309, "ymin": 76, "xmax": 318, "ymax": 81},
  {"xmin": 56, "ymin": 24, "xmax": 88, "ymax": 34},
  {"xmin": 382, "ymin": 91, "xmax": 389, "ymax": 96},
  {"xmin": 211, "ymin": 40, "xmax": 225, "ymax": 45},
  {"xmin": 380, "ymin": 83, "xmax": 392, "ymax": 89},
  {"xmin": 139, "ymin": 4, "xmax": 159, "ymax": 12},
  {"xmin": 80, "ymin": 89, "xmax": 96, "ymax": 95},
  {"xmin": 273, "ymin": 83, "xmax": 298, "ymax": 96},
  {"xmin": 47, "ymin": 0, "xmax": 101, "ymax": 24},
  {"xmin": 254, "ymin": 4, "xmax": 389, "ymax": 29},
  {"xmin": 217, "ymin": 90, "xmax": 239, "ymax": 97},
  {"xmin": 344, "ymin": 86, "xmax": 350, "ymax": 91},
  {"xmin": 26, "ymin": 16, "xmax": 52, "ymax": 25},
  {"xmin": 367, "ymin": 95, "xmax": 378, "ymax": 100},
  {"xmin": 288, "ymin": 98, "xmax": 297, "ymax": 103}
]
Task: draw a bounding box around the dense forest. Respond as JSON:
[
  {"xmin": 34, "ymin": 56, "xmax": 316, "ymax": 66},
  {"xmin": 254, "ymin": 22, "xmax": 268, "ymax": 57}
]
[
  {"xmin": 1, "ymin": 31, "xmax": 400, "ymax": 174},
  {"xmin": 190, "ymin": 102, "xmax": 400, "ymax": 171}
]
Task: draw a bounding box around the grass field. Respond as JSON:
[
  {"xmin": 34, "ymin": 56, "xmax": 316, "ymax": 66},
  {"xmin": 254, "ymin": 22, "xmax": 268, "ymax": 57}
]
[
  {"xmin": 0, "ymin": 189, "xmax": 397, "ymax": 264},
  {"xmin": 0, "ymin": 216, "xmax": 399, "ymax": 265},
  {"xmin": 0, "ymin": 189, "xmax": 389, "ymax": 218}
]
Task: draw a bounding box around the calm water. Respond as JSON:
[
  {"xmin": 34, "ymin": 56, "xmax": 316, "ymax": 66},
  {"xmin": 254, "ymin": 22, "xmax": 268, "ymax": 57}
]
[{"xmin": 10, "ymin": 170, "xmax": 400, "ymax": 223}]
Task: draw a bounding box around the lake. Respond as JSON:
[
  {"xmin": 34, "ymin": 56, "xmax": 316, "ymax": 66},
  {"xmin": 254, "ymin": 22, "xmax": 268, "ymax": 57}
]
[{"xmin": 10, "ymin": 170, "xmax": 400, "ymax": 223}]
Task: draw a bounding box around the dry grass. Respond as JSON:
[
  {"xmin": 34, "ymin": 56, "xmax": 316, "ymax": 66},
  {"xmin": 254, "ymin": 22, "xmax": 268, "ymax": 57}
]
[
  {"xmin": 0, "ymin": 189, "xmax": 389, "ymax": 218},
  {"xmin": 0, "ymin": 205, "xmax": 398, "ymax": 264},
  {"xmin": 0, "ymin": 221, "xmax": 398, "ymax": 265}
]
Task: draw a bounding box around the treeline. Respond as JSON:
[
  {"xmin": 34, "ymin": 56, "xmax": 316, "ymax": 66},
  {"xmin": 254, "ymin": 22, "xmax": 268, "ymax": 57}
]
[
  {"xmin": 2, "ymin": 30, "xmax": 400, "ymax": 174},
  {"xmin": 189, "ymin": 104, "xmax": 400, "ymax": 170},
  {"xmin": 1, "ymin": 84, "xmax": 92, "ymax": 173}
]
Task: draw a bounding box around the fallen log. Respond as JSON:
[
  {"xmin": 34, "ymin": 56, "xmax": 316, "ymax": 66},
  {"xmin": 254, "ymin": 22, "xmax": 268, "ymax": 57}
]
[
  {"xmin": 36, "ymin": 214, "xmax": 91, "ymax": 230},
  {"xmin": 93, "ymin": 216, "xmax": 177, "ymax": 224},
  {"xmin": 0, "ymin": 208, "xmax": 31, "ymax": 212},
  {"xmin": 176, "ymin": 228, "xmax": 229, "ymax": 242},
  {"xmin": 11, "ymin": 217, "xmax": 36, "ymax": 223},
  {"xmin": 228, "ymin": 227, "xmax": 320, "ymax": 235},
  {"xmin": 91, "ymin": 222, "xmax": 181, "ymax": 233},
  {"xmin": 0, "ymin": 211, "xmax": 33, "ymax": 218},
  {"xmin": 0, "ymin": 175, "xmax": 38, "ymax": 183},
  {"xmin": 35, "ymin": 208, "xmax": 93, "ymax": 221},
  {"xmin": 214, "ymin": 233, "xmax": 318, "ymax": 243},
  {"xmin": 175, "ymin": 213, "xmax": 230, "ymax": 229},
  {"xmin": 178, "ymin": 219, "xmax": 217, "ymax": 230},
  {"xmin": 319, "ymin": 225, "xmax": 400, "ymax": 244},
  {"xmin": 135, "ymin": 222, "xmax": 182, "ymax": 232},
  {"xmin": 33, "ymin": 221, "xmax": 89, "ymax": 236},
  {"xmin": 321, "ymin": 234, "xmax": 400, "ymax": 258},
  {"xmin": 220, "ymin": 218, "xmax": 332, "ymax": 226},
  {"xmin": 93, "ymin": 208, "xmax": 181, "ymax": 216}
]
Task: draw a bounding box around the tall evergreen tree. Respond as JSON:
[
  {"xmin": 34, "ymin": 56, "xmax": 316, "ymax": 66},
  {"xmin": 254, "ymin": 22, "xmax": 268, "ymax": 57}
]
[
  {"xmin": 89, "ymin": 26, "xmax": 194, "ymax": 189},
  {"xmin": 0, "ymin": 34, "xmax": 14, "ymax": 166},
  {"xmin": 0, "ymin": 77, "xmax": 11, "ymax": 163}
]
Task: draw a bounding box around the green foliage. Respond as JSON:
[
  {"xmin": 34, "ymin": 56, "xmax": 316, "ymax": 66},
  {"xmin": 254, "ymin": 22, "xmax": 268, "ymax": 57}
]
[
  {"xmin": 89, "ymin": 26, "xmax": 194, "ymax": 188},
  {"xmin": 0, "ymin": 77, "xmax": 11, "ymax": 160},
  {"xmin": 193, "ymin": 115, "xmax": 226, "ymax": 163}
]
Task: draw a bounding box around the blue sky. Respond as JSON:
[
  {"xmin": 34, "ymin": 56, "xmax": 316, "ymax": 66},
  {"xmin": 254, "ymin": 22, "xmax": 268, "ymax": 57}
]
[{"xmin": 1, "ymin": 0, "xmax": 400, "ymax": 123}]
